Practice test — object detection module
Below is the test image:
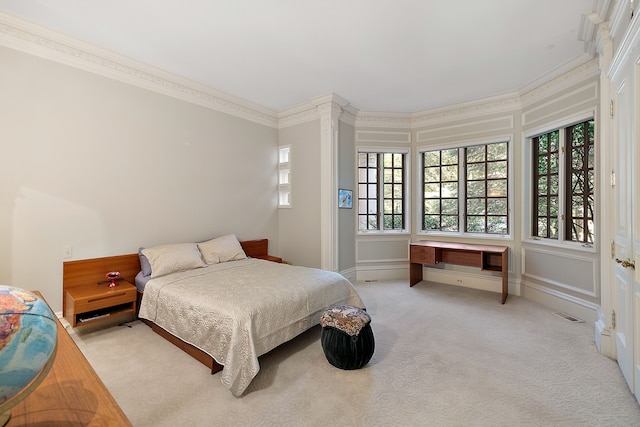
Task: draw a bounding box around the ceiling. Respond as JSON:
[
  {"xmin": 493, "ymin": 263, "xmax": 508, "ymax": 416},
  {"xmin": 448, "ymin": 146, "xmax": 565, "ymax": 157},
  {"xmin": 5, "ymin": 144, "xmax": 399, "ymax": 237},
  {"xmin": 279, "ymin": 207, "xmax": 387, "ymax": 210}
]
[{"xmin": 0, "ymin": 0, "xmax": 597, "ymax": 113}]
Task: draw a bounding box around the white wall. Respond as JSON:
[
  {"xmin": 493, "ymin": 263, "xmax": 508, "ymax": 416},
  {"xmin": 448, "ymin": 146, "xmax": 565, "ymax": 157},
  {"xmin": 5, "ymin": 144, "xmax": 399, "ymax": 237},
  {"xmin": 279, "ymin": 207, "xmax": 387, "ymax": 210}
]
[
  {"xmin": 0, "ymin": 46, "xmax": 279, "ymax": 312},
  {"xmin": 277, "ymin": 119, "xmax": 322, "ymax": 267}
]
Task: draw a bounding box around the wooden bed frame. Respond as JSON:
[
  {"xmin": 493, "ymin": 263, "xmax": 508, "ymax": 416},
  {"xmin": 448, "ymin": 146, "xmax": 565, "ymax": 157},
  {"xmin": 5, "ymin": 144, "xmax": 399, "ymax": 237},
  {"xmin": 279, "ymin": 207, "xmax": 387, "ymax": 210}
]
[{"xmin": 63, "ymin": 239, "xmax": 280, "ymax": 375}]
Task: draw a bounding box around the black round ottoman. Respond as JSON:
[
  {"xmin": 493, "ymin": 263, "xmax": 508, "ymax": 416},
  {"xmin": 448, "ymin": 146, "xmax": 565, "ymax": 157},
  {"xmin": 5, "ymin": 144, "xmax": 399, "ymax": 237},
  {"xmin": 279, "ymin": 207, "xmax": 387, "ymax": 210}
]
[{"xmin": 320, "ymin": 304, "xmax": 374, "ymax": 370}]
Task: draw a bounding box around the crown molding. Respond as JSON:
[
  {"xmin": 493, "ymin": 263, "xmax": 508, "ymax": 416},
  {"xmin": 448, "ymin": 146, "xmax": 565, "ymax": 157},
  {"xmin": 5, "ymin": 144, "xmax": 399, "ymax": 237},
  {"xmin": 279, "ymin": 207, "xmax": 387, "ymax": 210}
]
[
  {"xmin": 356, "ymin": 92, "xmax": 521, "ymax": 129},
  {"xmin": 0, "ymin": 11, "xmax": 279, "ymax": 128},
  {"xmin": 519, "ymin": 57, "xmax": 599, "ymax": 108},
  {"xmin": 277, "ymin": 93, "xmax": 359, "ymax": 128}
]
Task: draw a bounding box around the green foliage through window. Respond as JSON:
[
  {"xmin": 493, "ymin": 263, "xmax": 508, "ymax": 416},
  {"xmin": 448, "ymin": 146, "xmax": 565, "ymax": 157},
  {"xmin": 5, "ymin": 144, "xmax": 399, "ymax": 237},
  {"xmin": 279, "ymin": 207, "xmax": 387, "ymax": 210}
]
[
  {"xmin": 358, "ymin": 151, "xmax": 406, "ymax": 231},
  {"xmin": 531, "ymin": 119, "xmax": 594, "ymax": 244},
  {"xmin": 421, "ymin": 141, "xmax": 509, "ymax": 235}
]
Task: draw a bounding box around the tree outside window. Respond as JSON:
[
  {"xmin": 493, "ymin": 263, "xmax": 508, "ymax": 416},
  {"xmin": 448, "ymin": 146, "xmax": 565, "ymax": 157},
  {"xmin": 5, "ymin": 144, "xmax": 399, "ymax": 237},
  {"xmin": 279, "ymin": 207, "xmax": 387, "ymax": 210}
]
[
  {"xmin": 358, "ymin": 151, "xmax": 406, "ymax": 232},
  {"xmin": 531, "ymin": 119, "xmax": 594, "ymax": 244}
]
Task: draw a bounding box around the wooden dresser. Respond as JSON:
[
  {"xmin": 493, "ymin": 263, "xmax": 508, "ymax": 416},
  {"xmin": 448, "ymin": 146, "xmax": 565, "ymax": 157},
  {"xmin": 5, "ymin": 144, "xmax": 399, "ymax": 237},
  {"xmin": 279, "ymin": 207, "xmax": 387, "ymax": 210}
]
[{"xmin": 7, "ymin": 292, "xmax": 132, "ymax": 426}]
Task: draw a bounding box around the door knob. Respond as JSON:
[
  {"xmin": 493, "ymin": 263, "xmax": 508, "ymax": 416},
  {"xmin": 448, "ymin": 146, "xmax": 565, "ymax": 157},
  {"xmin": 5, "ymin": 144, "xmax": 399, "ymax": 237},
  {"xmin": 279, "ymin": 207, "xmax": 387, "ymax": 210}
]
[{"xmin": 615, "ymin": 258, "xmax": 636, "ymax": 269}]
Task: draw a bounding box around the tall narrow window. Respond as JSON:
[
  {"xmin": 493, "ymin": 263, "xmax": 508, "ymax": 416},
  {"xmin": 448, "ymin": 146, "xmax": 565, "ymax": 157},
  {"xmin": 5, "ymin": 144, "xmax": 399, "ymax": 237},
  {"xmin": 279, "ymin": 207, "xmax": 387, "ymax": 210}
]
[
  {"xmin": 466, "ymin": 142, "xmax": 509, "ymax": 234},
  {"xmin": 358, "ymin": 151, "xmax": 406, "ymax": 232},
  {"xmin": 530, "ymin": 119, "xmax": 595, "ymax": 244},
  {"xmin": 532, "ymin": 131, "xmax": 560, "ymax": 239},
  {"xmin": 278, "ymin": 146, "xmax": 291, "ymax": 207},
  {"xmin": 566, "ymin": 120, "xmax": 595, "ymax": 243},
  {"xmin": 422, "ymin": 149, "xmax": 459, "ymax": 231}
]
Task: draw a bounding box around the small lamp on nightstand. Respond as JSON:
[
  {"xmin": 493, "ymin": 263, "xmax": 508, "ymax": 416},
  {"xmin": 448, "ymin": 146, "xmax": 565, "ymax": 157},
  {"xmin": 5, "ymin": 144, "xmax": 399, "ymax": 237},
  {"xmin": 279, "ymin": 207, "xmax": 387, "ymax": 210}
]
[{"xmin": 106, "ymin": 271, "xmax": 120, "ymax": 287}]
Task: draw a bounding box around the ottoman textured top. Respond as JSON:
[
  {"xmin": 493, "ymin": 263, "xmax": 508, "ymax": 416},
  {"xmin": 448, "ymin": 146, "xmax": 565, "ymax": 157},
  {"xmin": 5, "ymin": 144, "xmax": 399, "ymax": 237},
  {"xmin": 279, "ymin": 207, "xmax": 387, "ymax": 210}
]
[{"xmin": 320, "ymin": 304, "xmax": 370, "ymax": 336}]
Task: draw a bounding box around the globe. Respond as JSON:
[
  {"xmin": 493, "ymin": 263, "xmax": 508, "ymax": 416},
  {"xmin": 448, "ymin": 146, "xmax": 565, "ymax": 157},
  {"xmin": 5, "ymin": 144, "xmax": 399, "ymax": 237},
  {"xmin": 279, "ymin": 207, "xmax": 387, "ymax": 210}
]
[{"xmin": 0, "ymin": 286, "xmax": 58, "ymax": 426}]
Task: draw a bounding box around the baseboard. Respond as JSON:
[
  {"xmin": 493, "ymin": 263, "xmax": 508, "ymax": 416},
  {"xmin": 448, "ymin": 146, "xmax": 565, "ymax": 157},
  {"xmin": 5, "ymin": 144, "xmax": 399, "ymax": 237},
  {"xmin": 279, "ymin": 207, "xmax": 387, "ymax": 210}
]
[
  {"xmin": 594, "ymin": 307, "xmax": 616, "ymax": 358},
  {"xmin": 520, "ymin": 280, "xmax": 599, "ymax": 325},
  {"xmin": 355, "ymin": 264, "xmax": 408, "ymax": 282},
  {"xmin": 339, "ymin": 267, "xmax": 357, "ymax": 283}
]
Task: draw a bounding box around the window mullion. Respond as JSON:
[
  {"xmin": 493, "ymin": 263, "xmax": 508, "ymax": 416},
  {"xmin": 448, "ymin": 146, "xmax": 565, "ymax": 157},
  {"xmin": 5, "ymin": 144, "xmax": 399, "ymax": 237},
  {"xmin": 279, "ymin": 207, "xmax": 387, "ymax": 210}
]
[
  {"xmin": 559, "ymin": 131, "xmax": 567, "ymax": 243},
  {"xmin": 378, "ymin": 155, "xmax": 384, "ymax": 230},
  {"xmin": 459, "ymin": 147, "xmax": 466, "ymax": 233}
]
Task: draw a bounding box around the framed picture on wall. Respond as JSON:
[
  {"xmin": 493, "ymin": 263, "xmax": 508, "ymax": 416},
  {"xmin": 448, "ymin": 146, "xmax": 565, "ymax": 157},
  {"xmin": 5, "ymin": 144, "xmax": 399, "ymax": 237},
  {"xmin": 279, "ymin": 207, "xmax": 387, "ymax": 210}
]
[{"xmin": 338, "ymin": 189, "xmax": 352, "ymax": 209}]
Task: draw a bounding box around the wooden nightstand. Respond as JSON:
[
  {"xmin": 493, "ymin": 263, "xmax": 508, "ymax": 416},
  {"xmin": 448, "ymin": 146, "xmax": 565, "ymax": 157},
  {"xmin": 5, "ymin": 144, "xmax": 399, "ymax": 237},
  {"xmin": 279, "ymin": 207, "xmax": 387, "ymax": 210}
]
[{"xmin": 64, "ymin": 281, "xmax": 137, "ymax": 327}]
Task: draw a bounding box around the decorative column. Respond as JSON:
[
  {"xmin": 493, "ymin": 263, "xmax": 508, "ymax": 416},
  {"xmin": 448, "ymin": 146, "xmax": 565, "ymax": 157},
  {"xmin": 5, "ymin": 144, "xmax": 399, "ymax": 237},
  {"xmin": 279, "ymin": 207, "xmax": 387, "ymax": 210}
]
[{"xmin": 313, "ymin": 94, "xmax": 348, "ymax": 271}]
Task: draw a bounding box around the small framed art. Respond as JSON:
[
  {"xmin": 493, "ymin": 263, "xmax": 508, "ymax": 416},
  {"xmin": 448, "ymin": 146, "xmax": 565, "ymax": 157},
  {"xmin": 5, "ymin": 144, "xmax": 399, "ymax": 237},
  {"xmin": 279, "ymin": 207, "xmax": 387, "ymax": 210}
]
[{"xmin": 338, "ymin": 189, "xmax": 352, "ymax": 209}]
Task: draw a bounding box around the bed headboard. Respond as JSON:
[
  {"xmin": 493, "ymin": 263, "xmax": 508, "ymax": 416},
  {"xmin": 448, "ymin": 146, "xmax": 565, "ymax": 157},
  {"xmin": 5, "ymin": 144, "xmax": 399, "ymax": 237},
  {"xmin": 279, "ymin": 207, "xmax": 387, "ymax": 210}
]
[
  {"xmin": 62, "ymin": 239, "xmax": 273, "ymax": 307},
  {"xmin": 239, "ymin": 239, "xmax": 269, "ymax": 259}
]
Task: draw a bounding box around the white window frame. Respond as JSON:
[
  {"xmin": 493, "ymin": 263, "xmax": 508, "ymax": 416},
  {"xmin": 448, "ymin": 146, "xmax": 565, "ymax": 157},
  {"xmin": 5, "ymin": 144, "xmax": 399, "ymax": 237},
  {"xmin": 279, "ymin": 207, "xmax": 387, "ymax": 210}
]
[
  {"xmin": 278, "ymin": 145, "xmax": 291, "ymax": 208},
  {"xmin": 523, "ymin": 110, "xmax": 597, "ymax": 252},
  {"xmin": 356, "ymin": 147, "xmax": 410, "ymax": 235},
  {"xmin": 416, "ymin": 136, "xmax": 514, "ymax": 240}
]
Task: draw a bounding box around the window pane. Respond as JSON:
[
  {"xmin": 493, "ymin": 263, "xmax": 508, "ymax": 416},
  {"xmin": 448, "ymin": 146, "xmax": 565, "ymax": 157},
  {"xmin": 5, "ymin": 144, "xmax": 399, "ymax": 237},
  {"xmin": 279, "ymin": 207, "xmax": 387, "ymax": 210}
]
[
  {"xmin": 442, "ymin": 215, "xmax": 459, "ymax": 231},
  {"xmin": 467, "ymin": 163, "xmax": 485, "ymax": 180},
  {"xmin": 441, "ymin": 199, "xmax": 458, "ymax": 214},
  {"xmin": 424, "ymin": 183, "xmax": 441, "ymax": 198},
  {"xmin": 424, "ymin": 215, "xmax": 440, "ymax": 230},
  {"xmin": 368, "ymin": 184, "xmax": 377, "ymax": 198},
  {"xmin": 488, "ymin": 216, "xmax": 507, "ymax": 234},
  {"xmin": 424, "ymin": 151, "xmax": 440, "ymax": 166},
  {"xmin": 393, "ymin": 184, "xmax": 403, "ymax": 198},
  {"xmin": 467, "ymin": 216, "xmax": 485, "ymax": 233},
  {"xmin": 487, "ymin": 161, "xmax": 507, "ymax": 178},
  {"xmin": 487, "ymin": 142, "xmax": 507, "ymax": 160},
  {"xmin": 487, "ymin": 198, "xmax": 507, "ymax": 215},
  {"xmin": 442, "ymin": 182, "xmax": 458, "ymax": 198},
  {"xmin": 488, "ymin": 180, "xmax": 507, "ymax": 197},
  {"xmin": 424, "ymin": 167, "xmax": 440, "ymax": 182},
  {"xmin": 467, "ymin": 199, "xmax": 485, "ymax": 215},
  {"xmin": 441, "ymin": 149, "xmax": 458, "ymax": 165},
  {"xmin": 538, "ymin": 176, "xmax": 548, "ymax": 195},
  {"xmin": 441, "ymin": 165, "xmax": 458, "ymax": 181},
  {"xmin": 467, "ymin": 146, "xmax": 485, "ymax": 163},
  {"xmin": 424, "ymin": 199, "xmax": 440, "ymax": 214},
  {"xmin": 537, "ymin": 197, "xmax": 548, "ymax": 216},
  {"xmin": 467, "ymin": 181, "xmax": 485, "ymax": 197},
  {"xmin": 538, "ymin": 218, "xmax": 548, "ymax": 236}
]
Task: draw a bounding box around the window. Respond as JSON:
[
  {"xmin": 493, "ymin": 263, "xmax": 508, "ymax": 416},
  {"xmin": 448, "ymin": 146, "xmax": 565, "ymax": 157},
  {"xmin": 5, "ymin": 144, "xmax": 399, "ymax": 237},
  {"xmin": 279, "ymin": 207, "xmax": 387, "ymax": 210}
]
[
  {"xmin": 278, "ymin": 146, "xmax": 291, "ymax": 207},
  {"xmin": 421, "ymin": 141, "xmax": 509, "ymax": 235},
  {"xmin": 531, "ymin": 119, "xmax": 595, "ymax": 244},
  {"xmin": 358, "ymin": 151, "xmax": 407, "ymax": 232}
]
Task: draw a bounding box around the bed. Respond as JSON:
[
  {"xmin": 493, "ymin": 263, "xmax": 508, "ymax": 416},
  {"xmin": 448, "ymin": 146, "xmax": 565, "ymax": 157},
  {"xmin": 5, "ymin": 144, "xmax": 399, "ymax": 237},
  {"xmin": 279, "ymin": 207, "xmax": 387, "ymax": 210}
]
[{"xmin": 135, "ymin": 235, "xmax": 364, "ymax": 396}]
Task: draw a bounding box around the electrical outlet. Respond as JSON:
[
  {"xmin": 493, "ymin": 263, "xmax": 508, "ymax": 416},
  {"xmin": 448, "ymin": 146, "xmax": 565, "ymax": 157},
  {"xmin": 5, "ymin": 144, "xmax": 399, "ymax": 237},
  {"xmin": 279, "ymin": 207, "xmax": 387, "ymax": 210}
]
[{"xmin": 63, "ymin": 246, "xmax": 72, "ymax": 259}]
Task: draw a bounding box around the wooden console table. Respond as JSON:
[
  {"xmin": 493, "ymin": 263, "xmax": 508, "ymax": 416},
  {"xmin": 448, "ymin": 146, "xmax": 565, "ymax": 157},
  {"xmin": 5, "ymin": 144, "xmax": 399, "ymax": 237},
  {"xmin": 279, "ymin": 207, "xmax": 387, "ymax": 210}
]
[
  {"xmin": 7, "ymin": 292, "xmax": 132, "ymax": 426},
  {"xmin": 410, "ymin": 240, "xmax": 509, "ymax": 304}
]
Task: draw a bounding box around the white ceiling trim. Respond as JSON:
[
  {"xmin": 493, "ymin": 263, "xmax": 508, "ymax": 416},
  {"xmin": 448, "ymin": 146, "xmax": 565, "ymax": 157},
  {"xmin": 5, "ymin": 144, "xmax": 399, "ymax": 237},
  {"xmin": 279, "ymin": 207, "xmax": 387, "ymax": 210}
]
[{"xmin": 0, "ymin": 11, "xmax": 279, "ymax": 128}]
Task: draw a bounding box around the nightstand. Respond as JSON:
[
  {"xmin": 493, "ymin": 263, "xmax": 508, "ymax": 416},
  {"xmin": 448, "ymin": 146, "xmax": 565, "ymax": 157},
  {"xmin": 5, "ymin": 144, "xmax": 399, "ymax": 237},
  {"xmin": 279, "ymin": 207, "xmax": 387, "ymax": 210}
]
[{"xmin": 64, "ymin": 281, "xmax": 137, "ymax": 327}]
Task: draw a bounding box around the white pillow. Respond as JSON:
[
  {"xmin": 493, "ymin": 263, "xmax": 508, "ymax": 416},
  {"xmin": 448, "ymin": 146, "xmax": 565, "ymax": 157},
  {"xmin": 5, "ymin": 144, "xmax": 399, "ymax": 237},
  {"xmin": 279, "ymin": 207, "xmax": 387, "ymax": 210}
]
[
  {"xmin": 142, "ymin": 243, "xmax": 206, "ymax": 278},
  {"xmin": 198, "ymin": 234, "xmax": 247, "ymax": 265}
]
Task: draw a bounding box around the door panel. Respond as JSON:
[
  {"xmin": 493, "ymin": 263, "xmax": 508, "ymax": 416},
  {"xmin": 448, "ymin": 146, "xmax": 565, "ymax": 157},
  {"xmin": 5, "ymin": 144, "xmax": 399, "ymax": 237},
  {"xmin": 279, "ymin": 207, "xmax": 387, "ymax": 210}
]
[{"xmin": 612, "ymin": 71, "xmax": 635, "ymax": 394}]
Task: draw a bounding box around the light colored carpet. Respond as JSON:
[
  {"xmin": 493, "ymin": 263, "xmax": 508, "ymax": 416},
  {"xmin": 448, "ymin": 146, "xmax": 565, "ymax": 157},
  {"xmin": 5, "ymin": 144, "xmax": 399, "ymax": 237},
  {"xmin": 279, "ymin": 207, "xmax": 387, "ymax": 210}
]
[{"xmin": 69, "ymin": 280, "xmax": 640, "ymax": 426}]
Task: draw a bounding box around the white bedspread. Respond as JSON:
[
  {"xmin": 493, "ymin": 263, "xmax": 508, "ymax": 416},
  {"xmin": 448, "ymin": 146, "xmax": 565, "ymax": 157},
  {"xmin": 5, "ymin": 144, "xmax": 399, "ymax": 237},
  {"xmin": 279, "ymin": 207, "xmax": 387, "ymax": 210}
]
[{"xmin": 138, "ymin": 258, "xmax": 364, "ymax": 396}]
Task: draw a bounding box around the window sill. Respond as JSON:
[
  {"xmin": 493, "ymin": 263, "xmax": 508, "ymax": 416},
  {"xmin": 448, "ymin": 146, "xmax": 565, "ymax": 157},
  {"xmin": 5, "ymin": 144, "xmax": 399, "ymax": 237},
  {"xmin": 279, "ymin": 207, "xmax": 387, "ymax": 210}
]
[
  {"xmin": 523, "ymin": 237, "xmax": 597, "ymax": 253},
  {"xmin": 357, "ymin": 230, "xmax": 410, "ymax": 237},
  {"xmin": 417, "ymin": 231, "xmax": 513, "ymax": 242}
]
